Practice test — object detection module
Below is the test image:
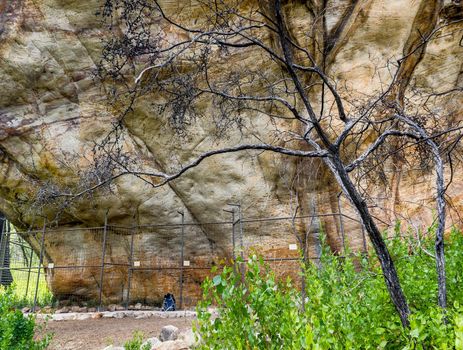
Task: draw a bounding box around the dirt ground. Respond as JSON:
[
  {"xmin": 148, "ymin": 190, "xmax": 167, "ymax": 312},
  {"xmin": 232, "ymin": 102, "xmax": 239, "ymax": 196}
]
[{"xmin": 37, "ymin": 316, "xmax": 196, "ymax": 350}]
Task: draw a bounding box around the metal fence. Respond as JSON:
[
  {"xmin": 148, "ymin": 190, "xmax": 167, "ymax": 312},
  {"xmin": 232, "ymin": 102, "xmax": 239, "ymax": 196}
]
[{"xmin": 0, "ymin": 204, "xmax": 366, "ymax": 312}]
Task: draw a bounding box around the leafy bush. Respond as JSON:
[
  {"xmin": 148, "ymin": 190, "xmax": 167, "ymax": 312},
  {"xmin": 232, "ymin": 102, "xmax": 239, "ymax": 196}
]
[
  {"xmin": 196, "ymin": 260, "xmax": 306, "ymax": 349},
  {"xmin": 0, "ymin": 287, "xmax": 52, "ymax": 350},
  {"xmin": 123, "ymin": 331, "xmax": 151, "ymax": 350},
  {"xmin": 196, "ymin": 228, "xmax": 463, "ymax": 349}
]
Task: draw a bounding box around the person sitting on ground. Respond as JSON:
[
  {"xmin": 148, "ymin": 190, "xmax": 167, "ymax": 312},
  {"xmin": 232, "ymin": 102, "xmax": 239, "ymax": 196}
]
[{"xmin": 162, "ymin": 293, "xmax": 176, "ymax": 311}]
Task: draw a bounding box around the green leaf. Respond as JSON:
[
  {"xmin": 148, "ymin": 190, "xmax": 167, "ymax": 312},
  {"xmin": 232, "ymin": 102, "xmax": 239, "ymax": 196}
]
[
  {"xmin": 212, "ymin": 275, "xmax": 222, "ymax": 286},
  {"xmin": 410, "ymin": 328, "xmax": 420, "ymax": 338}
]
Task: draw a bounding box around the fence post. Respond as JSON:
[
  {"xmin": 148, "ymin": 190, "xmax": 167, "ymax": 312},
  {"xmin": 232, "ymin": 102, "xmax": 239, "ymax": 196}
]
[
  {"xmin": 238, "ymin": 205, "xmax": 244, "ymax": 258},
  {"xmin": 125, "ymin": 225, "xmax": 135, "ymax": 309},
  {"xmin": 227, "ymin": 204, "xmax": 245, "ymax": 280},
  {"xmin": 0, "ymin": 216, "xmax": 6, "ymax": 284},
  {"xmin": 98, "ymin": 212, "xmax": 108, "ymax": 311},
  {"xmin": 337, "ymin": 193, "xmax": 346, "ymax": 255},
  {"xmin": 25, "ymin": 246, "xmax": 34, "ymax": 299},
  {"xmin": 0, "ymin": 216, "xmax": 3, "ymax": 253},
  {"xmin": 235, "ymin": 204, "xmax": 245, "ymax": 282},
  {"xmin": 33, "ymin": 220, "xmax": 46, "ymax": 312},
  {"xmin": 231, "ymin": 210, "xmax": 236, "ymax": 264},
  {"xmin": 178, "ymin": 211, "xmax": 185, "ymax": 310},
  {"xmin": 223, "ymin": 208, "xmax": 236, "ymax": 264},
  {"xmin": 361, "ymin": 225, "xmax": 368, "ymax": 254},
  {"xmin": 238, "ymin": 206, "xmax": 245, "ymax": 281}
]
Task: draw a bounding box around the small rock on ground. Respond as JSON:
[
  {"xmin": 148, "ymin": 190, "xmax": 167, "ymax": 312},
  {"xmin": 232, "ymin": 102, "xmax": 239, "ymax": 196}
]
[
  {"xmin": 142, "ymin": 337, "xmax": 162, "ymax": 349},
  {"xmin": 178, "ymin": 329, "xmax": 199, "ymax": 348},
  {"xmin": 152, "ymin": 340, "xmax": 189, "ymax": 350},
  {"xmin": 160, "ymin": 325, "xmax": 179, "ymax": 342},
  {"xmin": 55, "ymin": 307, "xmax": 69, "ymax": 314}
]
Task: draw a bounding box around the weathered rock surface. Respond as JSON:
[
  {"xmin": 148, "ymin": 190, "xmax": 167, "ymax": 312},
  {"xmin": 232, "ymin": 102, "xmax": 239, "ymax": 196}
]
[
  {"xmin": 160, "ymin": 325, "xmax": 179, "ymax": 342},
  {"xmin": 152, "ymin": 340, "xmax": 189, "ymax": 350},
  {"xmin": 0, "ymin": 1, "xmax": 462, "ymax": 303},
  {"xmin": 142, "ymin": 337, "xmax": 162, "ymax": 349},
  {"xmin": 178, "ymin": 329, "xmax": 199, "ymax": 348}
]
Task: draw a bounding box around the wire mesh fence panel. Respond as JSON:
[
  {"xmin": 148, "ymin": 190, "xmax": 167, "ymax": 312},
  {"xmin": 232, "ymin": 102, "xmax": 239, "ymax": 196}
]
[
  {"xmin": 132, "ymin": 226, "xmax": 182, "ymax": 266},
  {"xmin": 2, "ymin": 208, "xmax": 365, "ymax": 312},
  {"xmin": 176, "ymin": 221, "xmax": 232, "ymax": 309},
  {"xmin": 7, "ymin": 232, "xmax": 50, "ymax": 306},
  {"xmin": 242, "ymin": 218, "xmax": 299, "ymax": 259},
  {"xmin": 266, "ymin": 258, "xmax": 303, "ymax": 287},
  {"xmin": 10, "ymin": 231, "xmax": 54, "ymax": 308},
  {"xmin": 128, "ymin": 225, "xmax": 182, "ymax": 307},
  {"xmin": 128, "ymin": 267, "xmax": 180, "ymax": 308},
  {"xmin": 127, "ymin": 222, "xmax": 227, "ymax": 308},
  {"xmin": 240, "ymin": 218, "xmax": 302, "ymax": 287},
  {"xmin": 46, "ymin": 267, "xmax": 100, "ymax": 308},
  {"xmin": 180, "ymin": 266, "xmax": 219, "ymax": 309},
  {"xmin": 99, "ymin": 226, "xmax": 132, "ymax": 307},
  {"xmin": 99, "ymin": 265, "xmax": 130, "ymax": 308},
  {"xmin": 43, "ymin": 227, "xmax": 105, "ymax": 307}
]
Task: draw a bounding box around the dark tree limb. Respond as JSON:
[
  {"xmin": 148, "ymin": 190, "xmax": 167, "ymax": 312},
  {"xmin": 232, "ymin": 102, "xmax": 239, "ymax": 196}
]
[{"xmin": 394, "ymin": 113, "xmax": 447, "ymax": 310}]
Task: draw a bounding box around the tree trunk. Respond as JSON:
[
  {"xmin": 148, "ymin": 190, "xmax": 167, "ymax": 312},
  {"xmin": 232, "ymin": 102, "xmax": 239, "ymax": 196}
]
[
  {"xmin": 328, "ymin": 156, "xmax": 410, "ymax": 327},
  {"xmin": 272, "ymin": 0, "xmax": 410, "ymax": 327},
  {"xmin": 433, "ymin": 146, "xmax": 447, "ymax": 311},
  {"xmin": 397, "ymin": 114, "xmax": 447, "ymax": 310}
]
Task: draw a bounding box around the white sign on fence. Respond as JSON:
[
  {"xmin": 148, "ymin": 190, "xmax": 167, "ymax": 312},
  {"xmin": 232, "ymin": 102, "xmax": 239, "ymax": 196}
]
[
  {"xmin": 288, "ymin": 244, "xmax": 298, "ymax": 251},
  {"xmin": 133, "ymin": 261, "xmax": 141, "ymax": 267},
  {"xmin": 47, "ymin": 263, "xmax": 54, "ymax": 269},
  {"xmin": 183, "ymin": 260, "xmax": 190, "ymax": 267}
]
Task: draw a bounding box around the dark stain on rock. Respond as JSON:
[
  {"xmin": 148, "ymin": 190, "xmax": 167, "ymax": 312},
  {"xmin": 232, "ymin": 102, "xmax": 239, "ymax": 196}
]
[
  {"xmin": 0, "ymin": 0, "xmax": 24, "ymax": 41},
  {"xmin": 440, "ymin": 1, "xmax": 463, "ymax": 22},
  {"xmin": 391, "ymin": 0, "xmax": 443, "ymax": 105}
]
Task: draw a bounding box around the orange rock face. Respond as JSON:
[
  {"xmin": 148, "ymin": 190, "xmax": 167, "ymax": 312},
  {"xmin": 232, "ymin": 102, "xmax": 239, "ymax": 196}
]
[{"xmin": 0, "ymin": 1, "xmax": 462, "ymax": 303}]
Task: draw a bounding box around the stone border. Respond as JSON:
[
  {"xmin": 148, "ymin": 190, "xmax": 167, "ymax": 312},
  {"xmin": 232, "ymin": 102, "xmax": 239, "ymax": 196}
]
[{"xmin": 33, "ymin": 310, "xmax": 197, "ymax": 321}]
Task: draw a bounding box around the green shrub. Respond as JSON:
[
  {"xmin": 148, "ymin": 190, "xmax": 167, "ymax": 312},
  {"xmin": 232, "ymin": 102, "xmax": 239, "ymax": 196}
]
[
  {"xmin": 196, "ymin": 258, "xmax": 307, "ymax": 349},
  {"xmin": 0, "ymin": 287, "xmax": 52, "ymax": 350},
  {"xmin": 124, "ymin": 331, "xmax": 151, "ymax": 350},
  {"xmin": 196, "ymin": 228, "xmax": 463, "ymax": 349}
]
